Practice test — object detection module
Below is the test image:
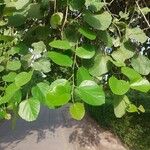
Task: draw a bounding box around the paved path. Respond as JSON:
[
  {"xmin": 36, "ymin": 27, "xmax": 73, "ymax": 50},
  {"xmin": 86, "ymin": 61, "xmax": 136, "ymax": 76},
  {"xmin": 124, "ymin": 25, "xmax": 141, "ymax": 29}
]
[{"xmin": 0, "ymin": 106, "xmax": 126, "ymax": 150}]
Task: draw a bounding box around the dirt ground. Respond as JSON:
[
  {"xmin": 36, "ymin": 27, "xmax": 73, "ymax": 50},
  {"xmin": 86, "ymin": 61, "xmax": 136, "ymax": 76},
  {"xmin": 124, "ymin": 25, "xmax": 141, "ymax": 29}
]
[{"xmin": 0, "ymin": 106, "xmax": 126, "ymax": 150}]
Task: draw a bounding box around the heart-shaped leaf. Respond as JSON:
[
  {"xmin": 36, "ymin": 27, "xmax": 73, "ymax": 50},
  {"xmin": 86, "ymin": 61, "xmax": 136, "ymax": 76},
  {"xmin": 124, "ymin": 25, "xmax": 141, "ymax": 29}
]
[
  {"xmin": 109, "ymin": 76, "xmax": 130, "ymax": 95},
  {"xmin": 46, "ymin": 79, "xmax": 71, "ymax": 107},
  {"xmin": 15, "ymin": 71, "xmax": 33, "ymax": 87},
  {"xmin": 18, "ymin": 98, "xmax": 40, "ymax": 122},
  {"xmin": 76, "ymin": 80, "xmax": 105, "ymax": 106},
  {"xmin": 84, "ymin": 11, "xmax": 112, "ymax": 30}
]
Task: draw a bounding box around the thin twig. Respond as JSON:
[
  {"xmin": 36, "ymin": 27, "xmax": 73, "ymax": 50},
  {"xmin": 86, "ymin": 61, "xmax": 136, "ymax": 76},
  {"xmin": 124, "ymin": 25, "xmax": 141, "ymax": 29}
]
[
  {"xmin": 136, "ymin": 1, "xmax": 150, "ymax": 28},
  {"xmin": 54, "ymin": 0, "xmax": 56, "ymax": 13},
  {"xmin": 61, "ymin": 5, "xmax": 68, "ymax": 38},
  {"xmin": 71, "ymin": 53, "xmax": 77, "ymax": 104}
]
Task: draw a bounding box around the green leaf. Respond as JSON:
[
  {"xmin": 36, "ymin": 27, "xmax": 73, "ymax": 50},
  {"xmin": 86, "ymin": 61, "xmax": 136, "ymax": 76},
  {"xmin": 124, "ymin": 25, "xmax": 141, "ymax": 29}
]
[
  {"xmin": 76, "ymin": 80, "xmax": 105, "ymax": 106},
  {"xmin": 49, "ymin": 40, "xmax": 71, "ymax": 50},
  {"xmin": 15, "ymin": 0, "xmax": 30, "ymax": 10},
  {"xmin": 69, "ymin": 0, "xmax": 85, "ymax": 11},
  {"xmin": 138, "ymin": 105, "xmax": 145, "ymax": 113},
  {"xmin": 69, "ymin": 103, "xmax": 85, "ymax": 120},
  {"xmin": 27, "ymin": 4, "xmax": 42, "ymax": 19},
  {"xmin": 63, "ymin": 25, "xmax": 79, "ymax": 46},
  {"xmin": 111, "ymin": 41, "xmax": 134, "ymax": 63},
  {"xmin": 131, "ymin": 55, "xmax": 150, "ymax": 75},
  {"xmin": 78, "ymin": 27, "xmax": 96, "ymax": 40},
  {"xmin": 7, "ymin": 47, "xmax": 20, "ymax": 55},
  {"xmin": 127, "ymin": 104, "xmax": 138, "ymax": 113},
  {"xmin": 0, "ymin": 65, "xmax": 4, "ymax": 72},
  {"xmin": 32, "ymin": 41, "xmax": 46, "ymax": 54},
  {"xmin": 48, "ymin": 51, "xmax": 73, "ymax": 67},
  {"xmin": 76, "ymin": 45, "xmax": 95, "ymax": 59},
  {"xmin": 0, "ymin": 56, "xmax": 5, "ymax": 63},
  {"xmin": 46, "ymin": 79, "xmax": 71, "ymax": 107},
  {"xmin": 130, "ymin": 78, "xmax": 150, "ymax": 93},
  {"xmin": 126, "ymin": 27, "xmax": 148, "ymax": 43},
  {"xmin": 0, "ymin": 35, "xmax": 14, "ymax": 42},
  {"xmin": 97, "ymin": 31, "xmax": 113, "ymax": 47},
  {"xmin": 6, "ymin": 60, "xmax": 21, "ymax": 71},
  {"xmin": 121, "ymin": 67, "xmax": 142, "ymax": 82},
  {"xmin": 32, "ymin": 82, "xmax": 50, "ymax": 104},
  {"xmin": 84, "ymin": 11, "xmax": 112, "ymax": 30},
  {"xmin": 11, "ymin": 90, "xmax": 22, "ymax": 103},
  {"xmin": 0, "ymin": 83, "xmax": 20, "ymax": 105},
  {"xmin": 109, "ymin": 76, "xmax": 130, "ymax": 95},
  {"xmin": 85, "ymin": 0, "xmax": 106, "ymax": 12},
  {"xmin": 8, "ymin": 14, "xmax": 26, "ymax": 27},
  {"xmin": 50, "ymin": 12, "xmax": 63, "ymax": 29},
  {"xmin": 113, "ymin": 95, "xmax": 129, "ymax": 118},
  {"xmin": 89, "ymin": 54, "xmax": 109, "ymax": 77},
  {"xmin": 18, "ymin": 98, "xmax": 40, "ymax": 122},
  {"xmin": 2, "ymin": 72, "xmax": 17, "ymax": 82},
  {"xmin": 32, "ymin": 59, "xmax": 51, "ymax": 73},
  {"xmin": 140, "ymin": 7, "xmax": 150, "ymax": 15},
  {"xmin": 77, "ymin": 67, "xmax": 92, "ymax": 86},
  {"xmin": 109, "ymin": 57, "xmax": 125, "ymax": 67},
  {"xmin": 15, "ymin": 71, "xmax": 33, "ymax": 87}
]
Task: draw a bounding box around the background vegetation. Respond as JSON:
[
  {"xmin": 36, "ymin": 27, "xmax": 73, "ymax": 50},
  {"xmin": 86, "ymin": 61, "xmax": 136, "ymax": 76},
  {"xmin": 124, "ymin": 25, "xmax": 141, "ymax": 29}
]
[{"xmin": 0, "ymin": 1, "xmax": 150, "ymax": 149}]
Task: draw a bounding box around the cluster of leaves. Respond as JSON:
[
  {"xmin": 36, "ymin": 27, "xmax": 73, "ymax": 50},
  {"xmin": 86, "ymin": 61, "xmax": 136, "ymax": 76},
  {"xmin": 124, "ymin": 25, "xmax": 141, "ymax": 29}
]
[{"xmin": 0, "ymin": 0, "xmax": 150, "ymax": 122}]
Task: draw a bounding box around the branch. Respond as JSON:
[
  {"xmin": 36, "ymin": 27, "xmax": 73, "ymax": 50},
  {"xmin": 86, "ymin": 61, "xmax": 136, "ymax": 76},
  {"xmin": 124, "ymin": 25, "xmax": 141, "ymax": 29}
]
[
  {"xmin": 61, "ymin": 5, "xmax": 68, "ymax": 38},
  {"xmin": 136, "ymin": 1, "xmax": 150, "ymax": 28}
]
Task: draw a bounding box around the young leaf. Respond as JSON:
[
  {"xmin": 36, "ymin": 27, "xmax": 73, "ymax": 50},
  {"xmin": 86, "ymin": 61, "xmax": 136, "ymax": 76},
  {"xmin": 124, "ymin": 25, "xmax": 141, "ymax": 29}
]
[
  {"xmin": 15, "ymin": 71, "xmax": 33, "ymax": 87},
  {"xmin": 69, "ymin": 103, "xmax": 85, "ymax": 120},
  {"xmin": 138, "ymin": 105, "xmax": 145, "ymax": 113},
  {"xmin": 46, "ymin": 79, "xmax": 71, "ymax": 107},
  {"xmin": 48, "ymin": 51, "xmax": 73, "ymax": 67},
  {"xmin": 109, "ymin": 76, "xmax": 130, "ymax": 95},
  {"xmin": 49, "ymin": 40, "xmax": 71, "ymax": 50},
  {"xmin": 126, "ymin": 104, "xmax": 138, "ymax": 113},
  {"xmin": 75, "ymin": 80, "xmax": 105, "ymax": 106},
  {"xmin": 50, "ymin": 12, "xmax": 63, "ymax": 29},
  {"xmin": 18, "ymin": 98, "xmax": 40, "ymax": 122}
]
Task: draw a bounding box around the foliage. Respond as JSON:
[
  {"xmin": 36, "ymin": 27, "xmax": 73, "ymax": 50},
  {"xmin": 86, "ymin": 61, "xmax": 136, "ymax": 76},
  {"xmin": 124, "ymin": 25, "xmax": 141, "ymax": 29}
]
[
  {"xmin": 86, "ymin": 92, "xmax": 150, "ymax": 150},
  {"xmin": 0, "ymin": 0, "xmax": 150, "ymax": 122}
]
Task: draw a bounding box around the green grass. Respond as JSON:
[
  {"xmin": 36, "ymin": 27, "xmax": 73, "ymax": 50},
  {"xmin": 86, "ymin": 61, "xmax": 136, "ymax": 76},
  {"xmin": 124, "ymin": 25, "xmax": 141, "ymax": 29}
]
[{"xmin": 86, "ymin": 93, "xmax": 150, "ymax": 150}]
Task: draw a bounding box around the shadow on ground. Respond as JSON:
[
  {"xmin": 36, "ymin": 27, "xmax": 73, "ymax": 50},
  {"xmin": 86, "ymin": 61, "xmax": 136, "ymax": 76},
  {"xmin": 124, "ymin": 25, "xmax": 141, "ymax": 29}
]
[{"xmin": 0, "ymin": 106, "xmax": 126, "ymax": 150}]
